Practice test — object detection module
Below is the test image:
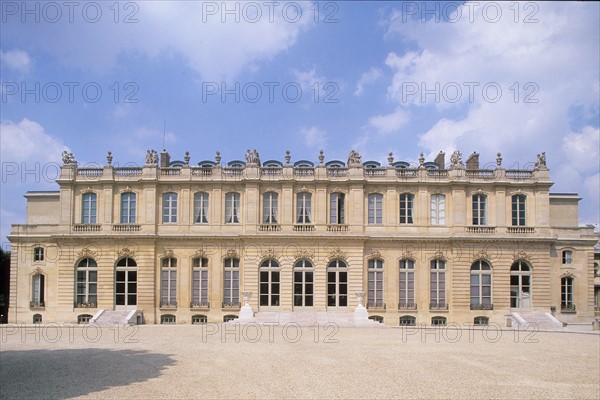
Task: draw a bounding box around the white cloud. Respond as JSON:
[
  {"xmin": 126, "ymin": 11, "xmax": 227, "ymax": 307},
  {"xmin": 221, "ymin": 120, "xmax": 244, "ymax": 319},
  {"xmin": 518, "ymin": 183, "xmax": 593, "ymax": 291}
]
[
  {"xmin": 301, "ymin": 126, "xmax": 327, "ymax": 150},
  {"xmin": 354, "ymin": 67, "xmax": 382, "ymax": 96},
  {"xmin": 0, "ymin": 119, "xmax": 67, "ymax": 164},
  {"xmin": 291, "ymin": 66, "xmax": 327, "ymax": 91},
  {"xmin": 0, "ymin": 49, "xmax": 32, "ymax": 73},
  {"xmin": 368, "ymin": 108, "xmax": 410, "ymax": 134}
]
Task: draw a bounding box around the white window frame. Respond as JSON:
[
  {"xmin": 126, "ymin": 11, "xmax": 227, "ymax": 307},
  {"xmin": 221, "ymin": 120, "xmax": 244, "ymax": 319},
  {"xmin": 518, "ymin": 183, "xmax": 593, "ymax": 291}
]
[
  {"xmin": 470, "ymin": 260, "xmax": 492, "ymax": 306},
  {"xmin": 400, "ymin": 193, "xmax": 414, "ymax": 224},
  {"xmin": 263, "ymin": 192, "xmax": 279, "ymax": 224},
  {"xmin": 33, "ymin": 247, "xmax": 44, "ymax": 262},
  {"xmin": 430, "ymin": 194, "xmax": 446, "ymax": 225},
  {"xmin": 223, "ymin": 258, "xmax": 240, "ymax": 305},
  {"xmin": 368, "ymin": 193, "xmax": 383, "ymax": 224},
  {"xmin": 82, "ymin": 192, "xmax": 97, "ymax": 224},
  {"xmin": 511, "ymin": 194, "xmax": 526, "ymax": 226},
  {"xmin": 162, "ymin": 193, "xmax": 178, "ymax": 224},
  {"xmin": 192, "ymin": 257, "xmax": 209, "ymax": 306},
  {"xmin": 329, "ymin": 193, "xmax": 345, "ymax": 224},
  {"xmin": 160, "ymin": 257, "xmax": 177, "ymax": 306},
  {"xmin": 76, "ymin": 258, "xmax": 97, "ymax": 306},
  {"xmin": 120, "ymin": 192, "xmax": 136, "ymax": 224},
  {"xmin": 562, "ymin": 250, "xmax": 573, "ymax": 265},
  {"xmin": 472, "ymin": 194, "xmax": 487, "ymax": 225},
  {"xmin": 430, "ymin": 259, "xmax": 446, "ymax": 307},
  {"xmin": 225, "ymin": 193, "xmax": 240, "ymax": 224},
  {"xmin": 194, "ymin": 192, "xmax": 209, "ymax": 224},
  {"xmin": 368, "ymin": 259, "xmax": 384, "ymax": 307},
  {"xmin": 399, "ymin": 259, "xmax": 415, "ymax": 305},
  {"xmin": 296, "ymin": 192, "xmax": 312, "ymax": 224}
]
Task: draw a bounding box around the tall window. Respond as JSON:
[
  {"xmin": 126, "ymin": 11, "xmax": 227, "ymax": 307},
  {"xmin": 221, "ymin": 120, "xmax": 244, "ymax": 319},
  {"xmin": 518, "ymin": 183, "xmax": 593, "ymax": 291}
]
[
  {"xmin": 293, "ymin": 259, "xmax": 314, "ymax": 307},
  {"xmin": 368, "ymin": 259, "xmax": 384, "ymax": 307},
  {"xmin": 511, "ymin": 194, "xmax": 526, "ymax": 226},
  {"xmin": 194, "ymin": 192, "xmax": 209, "ymax": 224},
  {"xmin": 120, "ymin": 192, "xmax": 136, "ymax": 224},
  {"xmin": 510, "ymin": 261, "xmax": 531, "ymax": 308},
  {"xmin": 430, "ymin": 194, "xmax": 446, "ymax": 225},
  {"xmin": 400, "ymin": 193, "xmax": 414, "ymax": 224},
  {"xmin": 115, "ymin": 258, "xmax": 137, "ymax": 306},
  {"xmin": 368, "ymin": 193, "xmax": 383, "ymax": 224},
  {"xmin": 561, "ymin": 276, "xmax": 574, "ymax": 311},
  {"xmin": 296, "ymin": 192, "xmax": 312, "ymax": 224},
  {"xmin": 263, "ymin": 192, "xmax": 279, "ymax": 224},
  {"xmin": 162, "ymin": 193, "xmax": 178, "ymax": 223},
  {"xmin": 327, "ymin": 259, "xmax": 348, "ymax": 307},
  {"xmin": 225, "ymin": 193, "xmax": 240, "ymax": 224},
  {"xmin": 82, "ymin": 193, "xmax": 97, "ymax": 224},
  {"xmin": 562, "ymin": 250, "xmax": 572, "ymax": 265},
  {"xmin": 470, "ymin": 260, "xmax": 492, "ymax": 308},
  {"xmin": 223, "ymin": 258, "xmax": 240, "ymax": 305},
  {"xmin": 430, "ymin": 259, "xmax": 446, "ymax": 308},
  {"xmin": 472, "ymin": 194, "xmax": 487, "ymax": 225},
  {"xmin": 399, "ymin": 259, "xmax": 415, "ymax": 307},
  {"xmin": 161, "ymin": 258, "xmax": 177, "ymax": 306},
  {"xmin": 76, "ymin": 258, "xmax": 97, "ymax": 306},
  {"xmin": 33, "ymin": 247, "xmax": 44, "ymax": 262},
  {"xmin": 259, "ymin": 259, "xmax": 280, "ymax": 306},
  {"xmin": 32, "ymin": 274, "xmax": 45, "ymax": 306},
  {"xmin": 192, "ymin": 257, "xmax": 209, "ymax": 306},
  {"xmin": 330, "ymin": 193, "xmax": 345, "ymax": 224}
]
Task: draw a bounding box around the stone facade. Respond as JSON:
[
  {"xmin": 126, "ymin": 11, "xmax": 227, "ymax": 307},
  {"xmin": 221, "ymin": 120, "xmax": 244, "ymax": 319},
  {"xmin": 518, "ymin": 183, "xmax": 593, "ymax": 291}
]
[{"xmin": 7, "ymin": 149, "xmax": 598, "ymax": 325}]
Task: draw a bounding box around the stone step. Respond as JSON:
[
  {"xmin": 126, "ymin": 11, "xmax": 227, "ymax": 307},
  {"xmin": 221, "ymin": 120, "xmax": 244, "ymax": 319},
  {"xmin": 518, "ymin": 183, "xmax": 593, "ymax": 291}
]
[
  {"xmin": 512, "ymin": 312, "xmax": 563, "ymax": 330},
  {"xmin": 237, "ymin": 311, "xmax": 384, "ymax": 327},
  {"xmin": 91, "ymin": 310, "xmax": 139, "ymax": 326}
]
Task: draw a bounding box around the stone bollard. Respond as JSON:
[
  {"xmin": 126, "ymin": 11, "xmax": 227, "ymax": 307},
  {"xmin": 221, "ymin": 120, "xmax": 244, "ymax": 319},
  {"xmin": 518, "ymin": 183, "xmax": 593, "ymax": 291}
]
[
  {"xmin": 593, "ymin": 319, "xmax": 600, "ymax": 331},
  {"xmin": 506, "ymin": 318, "xmax": 513, "ymax": 328}
]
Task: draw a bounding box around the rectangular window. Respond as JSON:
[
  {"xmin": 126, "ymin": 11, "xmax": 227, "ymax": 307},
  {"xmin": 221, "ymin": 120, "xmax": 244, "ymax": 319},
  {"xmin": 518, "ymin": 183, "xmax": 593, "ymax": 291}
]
[
  {"xmin": 223, "ymin": 258, "xmax": 240, "ymax": 304},
  {"xmin": 33, "ymin": 247, "xmax": 44, "ymax": 262},
  {"xmin": 225, "ymin": 193, "xmax": 240, "ymax": 224},
  {"xmin": 194, "ymin": 192, "xmax": 209, "ymax": 224},
  {"xmin": 160, "ymin": 258, "xmax": 177, "ymax": 305},
  {"xmin": 511, "ymin": 194, "xmax": 526, "ymax": 226},
  {"xmin": 430, "ymin": 260, "xmax": 446, "ymax": 307},
  {"xmin": 330, "ymin": 193, "xmax": 345, "ymax": 224},
  {"xmin": 296, "ymin": 192, "xmax": 312, "ymax": 224},
  {"xmin": 562, "ymin": 250, "xmax": 572, "ymax": 265},
  {"xmin": 368, "ymin": 194, "xmax": 383, "ymax": 224},
  {"xmin": 120, "ymin": 193, "xmax": 136, "ymax": 224},
  {"xmin": 399, "ymin": 260, "xmax": 415, "ymax": 305},
  {"xmin": 162, "ymin": 193, "xmax": 178, "ymax": 223},
  {"xmin": 32, "ymin": 274, "xmax": 45, "ymax": 305},
  {"xmin": 82, "ymin": 193, "xmax": 97, "ymax": 224},
  {"xmin": 263, "ymin": 192, "xmax": 278, "ymax": 224},
  {"xmin": 472, "ymin": 194, "xmax": 487, "ymax": 225},
  {"xmin": 400, "ymin": 193, "xmax": 414, "ymax": 224},
  {"xmin": 431, "ymin": 194, "xmax": 446, "ymax": 225},
  {"xmin": 368, "ymin": 259, "xmax": 384, "ymax": 307},
  {"xmin": 192, "ymin": 258, "xmax": 209, "ymax": 305}
]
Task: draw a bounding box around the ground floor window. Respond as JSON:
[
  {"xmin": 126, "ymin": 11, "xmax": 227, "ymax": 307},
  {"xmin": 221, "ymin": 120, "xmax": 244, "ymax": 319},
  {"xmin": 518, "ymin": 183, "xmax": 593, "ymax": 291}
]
[
  {"xmin": 161, "ymin": 314, "xmax": 176, "ymax": 324},
  {"xmin": 474, "ymin": 316, "xmax": 489, "ymax": 326},
  {"xmin": 78, "ymin": 314, "xmax": 93, "ymax": 324},
  {"xmin": 431, "ymin": 316, "xmax": 447, "ymax": 326},
  {"xmin": 33, "ymin": 314, "xmax": 42, "ymax": 324},
  {"xmin": 561, "ymin": 276, "xmax": 575, "ymax": 311},
  {"xmin": 223, "ymin": 314, "xmax": 237, "ymax": 322},
  {"xmin": 192, "ymin": 314, "xmax": 207, "ymax": 324},
  {"xmin": 369, "ymin": 315, "xmax": 384, "ymax": 323},
  {"xmin": 399, "ymin": 315, "xmax": 416, "ymax": 326}
]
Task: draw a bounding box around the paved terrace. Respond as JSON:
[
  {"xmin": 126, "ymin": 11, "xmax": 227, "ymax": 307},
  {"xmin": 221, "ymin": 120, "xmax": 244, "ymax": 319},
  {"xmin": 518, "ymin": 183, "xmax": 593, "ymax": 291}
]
[{"xmin": 1, "ymin": 324, "xmax": 598, "ymax": 399}]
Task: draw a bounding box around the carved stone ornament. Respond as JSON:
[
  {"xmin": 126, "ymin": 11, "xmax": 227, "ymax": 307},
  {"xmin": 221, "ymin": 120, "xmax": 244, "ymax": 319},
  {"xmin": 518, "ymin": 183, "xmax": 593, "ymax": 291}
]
[
  {"xmin": 225, "ymin": 249, "xmax": 238, "ymax": 259},
  {"xmin": 77, "ymin": 247, "xmax": 97, "ymax": 260},
  {"xmin": 433, "ymin": 250, "xmax": 446, "ymax": 261},
  {"xmin": 328, "ymin": 248, "xmax": 347, "ymax": 261},
  {"xmin": 117, "ymin": 247, "xmax": 136, "ymax": 259},
  {"xmin": 513, "ymin": 251, "xmax": 531, "ymax": 262},
  {"xmin": 474, "ymin": 250, "xmax": 490, "ymax": 261},
  {"xmin": 164, "ymin": 248, "xmax": 174, "ymax": 258},
  {"xmin": 369, "ymin": 249, "xmax": 382, "ymax": 259},
  {"xmin": 194, "ymin": 249, "xmax": 207, "ymax": 258},
  {"xmin": 402, "ymin": 250, "xmax": 414, "ymax": 260},
  {"xmin": 561, "ymin": 271, "xmax": 575, "ymax": 278},
  {"xmin": 295, "ymin": 248, "xmax": 314, "ymax": 261},
  {"xmin": 262, "ymin": 248, "xmax": 278, "ymax": 261},
  {"xmin": 33, "ymin": 266, "xmax": 43, "ymax": 275}
]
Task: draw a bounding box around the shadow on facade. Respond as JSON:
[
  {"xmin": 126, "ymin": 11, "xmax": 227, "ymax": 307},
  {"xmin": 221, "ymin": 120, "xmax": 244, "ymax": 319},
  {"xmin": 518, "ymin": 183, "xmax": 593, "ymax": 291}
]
[{"xmin": 0, "ymin": 348, "xmax": 175, "ymax": 398}]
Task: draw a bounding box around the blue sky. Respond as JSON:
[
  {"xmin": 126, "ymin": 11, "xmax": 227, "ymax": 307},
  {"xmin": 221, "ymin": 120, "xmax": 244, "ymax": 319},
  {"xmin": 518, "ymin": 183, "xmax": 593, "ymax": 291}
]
[{"xmin": 1, "ymin": 1, "xmax": 599, "ymax": 245}]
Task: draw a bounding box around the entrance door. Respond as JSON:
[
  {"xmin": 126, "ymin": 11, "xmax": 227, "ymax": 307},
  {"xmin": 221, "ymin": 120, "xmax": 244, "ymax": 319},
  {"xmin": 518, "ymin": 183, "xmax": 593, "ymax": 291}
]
[
  {"xmin": 115, "ymin": 258, "xmax": 137, "ymax": 310},
  {"xmin": 510, "ymin": 261, "xmax": 531, "ymax": 308},
  {"xmin": 327, "ymin": 259, "xmax": 348, "ymax": 308},
  {"xmin": 293, "ymin": 259, "xmax": 314, "ymax": 308},
  {"xmin": 259, "ymin": 259, "xmax": 280, "ymax": 308}
]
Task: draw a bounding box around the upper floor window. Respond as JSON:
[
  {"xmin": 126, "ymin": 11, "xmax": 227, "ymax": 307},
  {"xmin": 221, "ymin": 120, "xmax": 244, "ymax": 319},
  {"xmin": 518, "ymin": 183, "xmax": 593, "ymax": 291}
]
[
  {"xmin": 368, "ymin": 193, "xmax": 383, "ymax": 224},
  {"xmin": 120, "ymin": 192, "xmax": 136, "ymax": 224},
  {"xmin": 562, "ymin": 250, "xmax": 572, "ymax": 265},
  {"xmin": 162, "ymin": 193, "xmax": 178, "ymax": 223},
  {"xmin": 33, "ymin": 246, "xmax": 44, "ymax": 262},
  {"xmin": 472, "ymin": 194, "xmax": 487, "ymax": 225},
  {"xmin": 263, "ymin": 192, "xmax": 279, "ymax": 224},
  {"xmin": 82, "ymin": 193, "xmax": 97, "ymax": 224},
  {"xmin": 194, "ymin": 192, "xmax": 209, "ymax": 224},
  {"xmin": 296, "ymin": 192, "xmax": 312, "ymax": 224},
  {"xmin": 330, "ymin": 193, "xmax": 345, "ymax": 224},
  {"xmin": 511, "ymin": 194, "xmax": 526, "ymax": 226},
  {"xmin": 430, "ymin": 194, "xmax": 446, "ymax": 225},
  {"xmin": 400, "ymin": 193, "xmax": 414, "ymax": 224},
  {"xmin": 225, "ymin": 193, "xmax": 240, "ymax": 224}
]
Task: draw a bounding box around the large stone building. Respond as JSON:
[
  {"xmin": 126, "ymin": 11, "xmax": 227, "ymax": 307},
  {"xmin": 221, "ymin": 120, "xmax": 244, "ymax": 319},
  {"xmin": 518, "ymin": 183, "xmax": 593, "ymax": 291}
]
[{"xmin": 7, "ymin": 149, "xmax": 599, "ymax": 326}]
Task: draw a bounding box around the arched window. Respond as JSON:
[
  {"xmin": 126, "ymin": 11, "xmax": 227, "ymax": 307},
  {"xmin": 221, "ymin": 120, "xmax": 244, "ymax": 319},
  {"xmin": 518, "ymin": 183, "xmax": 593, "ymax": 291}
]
[
  {"xmin": 192, "ymin": 314, "xmax": 207, "ymax": 324},
  {"xmin": 561, "ymin": 276, "xmax": 575, "ymax": 312},
  {"xmin": 293, "ymin": 259, "xmax": 314, "ymax": 307},
  {"xmin": 33, "ymin": 314, "xmax": 42, "ymax": 324},
  {"xmin": 470, "ymin": 260, "xmax": 492, "ymax": 309},
  {"xmin": 162, "ymin": 192, "xmax": 178, "ymax": 223},
  {"xmin": 369, "ymin": 315, "xmax": 384, "ymax": 323},
  {"xmin": 259, "ymin": 259, "xmax": 280, "ymax": 307},
  {"xmin": 296, "ymin": 192, "xmax": 312, "ymax": 224},
  {"xmin": 120, "ymin": 192, "xmax": 136, "ymax": 224},
  {"xmin": 76, "ymin": 258, "xmax": 97, "ymax": 307},
  {"xmin": 223, "ymin": 315, "xmax": 237, "ymax": 322},
  {"xmin": 472, "ymin": 194, "xmax": 487, "ymax": 225},
  {"xmin": 431, "ymin": 316, "xmax": 447, "ymax": 326},
  {"xmin": 160, "ymin": 258, "xmax": 177, "ymax": 307},
  {"xmin": 82, "ymin": 192, "xmax": 97, "ymax": 224},
  {"xmin": 368, "ymin": 193, "xmax": 383, "ymax": 224},
  {"xmin": 78, "ymin": 314, "xmax": 93, "ymax": 324},
  {"xmin": 510, "ymin": 261, "xmax": 531, "ymax": 308},
  {"xmin": 263, "ymin": 192, "xmax": 279, "ymax": 224},
  {"xmin": 399, "ymin": 259, "xmax": 415, "ymax": 309},
  {"xmin": 400, "ymin": 193, "xmax": 414, "ymax": 224},
  {"xmin": 511, "ymin": 194, "xmax": 526, "ymax": 226},
  {"xmin": 225, "ymin": 193, "xmax": 240, "ymax": 224},
  {"xmin": 193, "ymin": 192, "xmax": 209, "ymax": 224},
  {"xmin": 431, "ymin": 194, "xmax": 446, "ymax": 225},
  {"xmin": 191, "ymin": 257, "xmax": 209, "ymax": 307},
  {"xmin": 474, "ymin": 316, "xmax": 489, "ymax": 326},
  {"xmin": 327, "ymin": 259, "xmax": 348, "ymax": 307},
  {"xmin": 31, "ymin": 274, "xmax": 45, "ymax": 307},
  {"xmin": 161, "ymin": 314, "xmax": 176, "ymax": 324},
  {"xmin": 399, "ymin": 315, "xmax": 416, "ymax": 326},
  {"xmin": 430, "ymin": 259, "xmax": 446, "ymax": 309},
  {"xmin": 115, "ymin": 258, "xmax": 137, "ymax": 307},
  {"xmin": 367, "ymin": 259, "xmax": 384, "ymax": 308},
  {"xmin": 223, "ymin": 258, "xmax": 240, "ymax": 306}
]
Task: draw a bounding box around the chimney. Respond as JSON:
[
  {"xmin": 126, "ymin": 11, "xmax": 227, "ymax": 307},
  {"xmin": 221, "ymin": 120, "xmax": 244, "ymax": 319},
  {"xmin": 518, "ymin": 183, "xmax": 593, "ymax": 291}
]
[
  {"xmin": 160, "ymin": 150, "xmax": 170, "ymax": 168},
  {"xmin": 466, "ymin": 152, "xmax": 479, "ymax": 170},
  {"xmin": 434, "ymin": 151, "xmax": 445, "ymax": 170}
]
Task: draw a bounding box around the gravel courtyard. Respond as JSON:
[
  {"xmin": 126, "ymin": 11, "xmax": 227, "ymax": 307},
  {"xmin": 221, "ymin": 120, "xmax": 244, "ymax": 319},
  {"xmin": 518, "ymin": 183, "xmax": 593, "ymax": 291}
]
[{"xmin": 1, "ymin": 323, "xmax": 598, "ymax": 399}]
